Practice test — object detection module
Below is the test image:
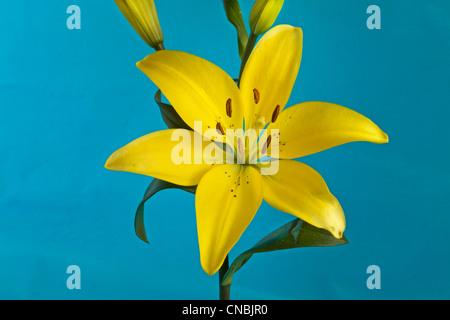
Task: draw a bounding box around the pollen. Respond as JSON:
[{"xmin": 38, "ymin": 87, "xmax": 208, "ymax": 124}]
[
  {"xmin": 272, "ymin": 105, "xmax": 281, "ymax": 123},
  {"xmin": 226, "ymin": 98, "xmax": 232, "ymax": 117},
  {"xmin": 253, "ymin": 88, "xmax": 260, "ymax": 104}
]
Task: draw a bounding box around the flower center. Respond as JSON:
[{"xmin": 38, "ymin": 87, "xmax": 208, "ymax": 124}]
[{"xmin": 215, "ymin": 93, "xmax": 280, "ymax": 165}]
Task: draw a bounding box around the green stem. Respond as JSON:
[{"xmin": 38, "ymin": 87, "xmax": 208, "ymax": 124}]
[
  {"xmin": 219, "ymin": 255, "xmax": 231, "ymax": 300},
  {"xmin": 237, "ymin": 32, "xmax": 258, "ymax": 87}
]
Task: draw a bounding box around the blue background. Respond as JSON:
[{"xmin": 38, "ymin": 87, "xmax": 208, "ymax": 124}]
[{"xmin": 1, "ymin": 0, "xmax": 449, "ymax": 299}]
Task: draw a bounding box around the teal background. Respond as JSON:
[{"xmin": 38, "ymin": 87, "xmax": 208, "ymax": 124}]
[{"xmin": 1, "ymin": 0, "xmax": 449, "ymax": 299}]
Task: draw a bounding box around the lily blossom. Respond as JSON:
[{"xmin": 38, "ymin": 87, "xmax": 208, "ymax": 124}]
[{"xmin": 105, "ymin": 25, "xmax": 388, "ymax": 275}]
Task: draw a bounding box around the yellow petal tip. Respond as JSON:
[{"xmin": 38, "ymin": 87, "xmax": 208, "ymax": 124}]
[
  {"xmin": 201, "ymin": 260, "xmax": 221, "ymax": 276},
  {"xmin": 293, "ymin": 26, "xmax": 303, "ymax": 36},
  {"xmin": 329, "ymin": 227, "xmax": 344, "ymax": 239},
  {"xmin": 368, "ymin": 124, "xmax": 389, "ymax": 144},
  {"xmin": 136, "ymin": 53, "xmax": 152, "ymax": 70},
  {"xmin": 205, "ymin": 269, "xmax": 216, "ymax": 277},
  {"xmin": 104, "ymin": 154, "xmax": 116, "ymax": 171},
  {"xmin": 374, "ymin": 129, "xmax": 389, "ymax": 144},
  {"xmin": 136, "ymin": 59, "xmax": 144, "ymax": 70},
  {"xmin": 104, "ymin": 148, "xmax": 124, "ymax": 172}
]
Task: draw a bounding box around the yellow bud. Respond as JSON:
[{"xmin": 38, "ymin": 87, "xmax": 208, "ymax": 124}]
[
  {"xmin": 115, "ymin": 0, "xmax": 164, "ymax": 50},
  {"xmin": 249, "ymin": 0, "xmax": 284, "ymax": 35}
]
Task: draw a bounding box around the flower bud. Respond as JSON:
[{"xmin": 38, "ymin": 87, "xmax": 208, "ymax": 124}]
[
  {"xmin": 223, "ymin": 0, "xmax": 249, "ymax": 58},
  {"xmin": 115, "ymin": 0, "xmax": 164, "ymax": 50},
  {"xmin": 249, "ymin": 0, "xmax": 284, "ymax": 35}
]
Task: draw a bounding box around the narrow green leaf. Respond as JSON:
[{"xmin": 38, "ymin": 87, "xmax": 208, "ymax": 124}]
[
  {"xmin": 222, "ymin": 0, "xmax": 249, "ymax": 59},
  {"xmin": 221, "ymin": 218, "xmax": 349, "ymax": 286},
  {"xmin": 135, "ymin": 178, "xmax": 196, "ymax": 243},
  {"xmin": 155, "ymin": 90, "xmax": 191, "ymax": 130}
]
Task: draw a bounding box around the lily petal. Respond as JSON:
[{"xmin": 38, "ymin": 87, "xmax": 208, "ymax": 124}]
[
  {"xmin": 267, "ymin": 101, "xmax": 389, "ymax": 159},
  {"xmin": 105, "ymin": 129, "xmax": 223, "ymax": 186},
  {"xmin": 137, "ymin": 50, "xmax": 244, "ymax": 142},
  {"xmin": 240, "ymin": 25, "xmax": 302, "ymax": 130},
  {"xmin": 195, "ymin": 164, "xmax": 263, "ymax": 275},
  {"xmin": 259, "ymin": 160, "xmax": 345, "ymax": 238}
]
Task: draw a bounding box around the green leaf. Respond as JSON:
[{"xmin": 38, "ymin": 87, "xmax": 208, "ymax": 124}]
[
  {"xmin": 155, "ymin": 90, "xmax": 191, "ymax": 130},
  {"xmin": 135, "ymin": 178, "xmax": 196, "ymax": 243},
  {"xmin": 221, "ymin": 218, "xmax": 349, "ymax": 286},
  {"xmin": 222, "ymin": 0, "xmax": 249, "ymax": 59}
]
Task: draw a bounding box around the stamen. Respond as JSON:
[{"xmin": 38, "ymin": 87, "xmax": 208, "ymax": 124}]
[
  {"xmin": 266, "ymin": 135, "xmax": 272, "ymax": 148},
  {"xmin": 253, "ymin": 88, "xmax": 260, "ymax": 104},
  {"xmin": 262, "ymin": 135, "xmax": 272, "ymax": 154},
  {"xmin": 272, "ymin": 105, "xmax": 281, "ymax": 123},
  {"xmin": 238, "ymin": 137, "xmax": 244, "ymax": 155},
  {"xmin": 216, "ymin": 122, "xmax": 226, "ymax": 135},
  {"xmin": 226, "ymin": 98, "xmax": 232, "ymax": 118}
]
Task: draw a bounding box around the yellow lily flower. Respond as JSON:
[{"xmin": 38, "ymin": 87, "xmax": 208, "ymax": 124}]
[{"xmin": 105, "ymin": 25, "xmax": 388, "ymax": 276}]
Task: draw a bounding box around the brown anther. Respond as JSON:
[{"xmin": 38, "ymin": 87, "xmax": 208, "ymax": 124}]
[
  {"xmin": 272, "ymin": 105, "xmax": 281, "ymax": 123},
  {"xmin": 216, "ymin": 122, "xmax": 226, "ymax": 135},
  {"xmin": 266, "ymin": 135, "xmax": 272, "ymax": 148},
  {"xmin": 226, "ymin": 98, "xmax": 232, "ymax": 118},
  {"xmin": 253, "ymin": 89, "xmax": 260, "ymax": 104},
  {"xmin": 262, "ymin": 135, "xmax": 272, "ymax": 154}
]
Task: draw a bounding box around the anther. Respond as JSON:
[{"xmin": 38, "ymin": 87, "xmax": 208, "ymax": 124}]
[
  {"xmin": 226, "ymin": 98, "xmax": 232, "ymax": 118},
  {"xmin": 266, "ymin": 135, "xmax": 272, "ymax": 148},
  {"xmin": 216, "ymin": 122, "xmax": 226, "ymax": 135},
  {"xmin": 253, "ymin": 89, "xmax": 260, "ymax": 104},
  {"xmin": 238, "ymin": 137, "xmax": 244, "ymax": 155},
  {"xmin": 272, "ymin": 105, "xmax": 281, "ymax": 123},
  {"xmin": 262, "ymin": 135, "xmax": 272, "ymax": 154}
]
